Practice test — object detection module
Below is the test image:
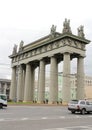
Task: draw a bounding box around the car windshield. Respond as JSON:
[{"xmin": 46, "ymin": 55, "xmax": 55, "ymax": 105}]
[
  {"xmin": 0, "ymin": 95, "xmax": 7, "ymax": 101},
  {"xmin": 69, "ymin": 100, "xmax": 78, "ymax": 104}
]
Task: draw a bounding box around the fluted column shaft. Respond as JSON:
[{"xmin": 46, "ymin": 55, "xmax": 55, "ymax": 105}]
[
  {"xmin": 49, "ymin": 56, "xmax": 58, "ymax": 103},
  {"xmin": 38, "ymin": 60, "xmax": 45, "ymax": 103},
  {"xmin": 62, "ymin": 53, "xmax": 71, "ymax": 103},
  {"xmin": 17, "ymin": 65, "xmax": 23, "ymax": 101},
  {"xmin": 31, "ymin": 67, "xmax": 35, "ymax": 100},
  {"xmin": 77, "ymin": 56, "xmax": 85, "ymax": 99},
  {"xmin": 24, "ymin": 63, "xmax": 34, "ymax": 102},
  {"xmin": 10, "ymin": 67, "xmax": 16, "ymax": 100}
]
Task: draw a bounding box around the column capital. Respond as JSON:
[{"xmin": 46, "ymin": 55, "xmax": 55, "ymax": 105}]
[
  {"xmin": 79, "ymin": 55, "xmax": 85, "ymax": 58},
  {"xmin": 63, "ymin": 52, "xmax": 71, "ymax": 55}
]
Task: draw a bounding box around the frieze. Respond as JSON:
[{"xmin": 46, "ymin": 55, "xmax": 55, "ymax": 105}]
[{"xmin": 12, "ymin": 38, "xmax": 86, "ymax": 63}]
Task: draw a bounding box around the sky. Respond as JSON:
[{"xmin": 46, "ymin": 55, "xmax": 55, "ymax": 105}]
[{"xmin": 0, "ymin": 0, "xmax": 92, "ymax": 79}]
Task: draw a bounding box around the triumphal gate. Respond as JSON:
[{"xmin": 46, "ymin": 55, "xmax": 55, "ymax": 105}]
[{"xmin": 9, "ymin": 19, "xmax": 90, "ymax": 104}]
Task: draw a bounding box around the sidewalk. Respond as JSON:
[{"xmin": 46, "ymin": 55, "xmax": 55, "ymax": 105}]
[{"xmin": 8, "ymin": 102, "xmax": 63, "ymax": 106}]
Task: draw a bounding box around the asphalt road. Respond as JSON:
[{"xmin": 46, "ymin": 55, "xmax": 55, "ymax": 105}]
[{"xmin": 0, "ymin": 105, "xmax": 92, "ymax": 130}]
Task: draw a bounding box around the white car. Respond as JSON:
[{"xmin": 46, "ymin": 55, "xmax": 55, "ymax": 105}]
[
  {"xmin": 0, "ymin": 94, "xmax": 7, "ymax": 109},
  {"xmin": 68, "ymin": 99, "xmax": 92, "ymax": 114}
]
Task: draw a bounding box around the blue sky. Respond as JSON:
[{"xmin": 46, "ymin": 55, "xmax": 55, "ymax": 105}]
[{"xmin": 0, "ymin": 0, "xmax": 92, "ymax": 78}]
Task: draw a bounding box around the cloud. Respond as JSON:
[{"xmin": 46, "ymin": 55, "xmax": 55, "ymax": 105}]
[{"xmin": 0, "ymin": 0, "xmax": 92, "ymax": 78}]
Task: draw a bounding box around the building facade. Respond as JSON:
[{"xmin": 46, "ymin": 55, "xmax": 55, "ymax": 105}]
[
  {"xmin": 70, "ymin": 74, "xmax": 92, "ymax": 100},
  {"xmin": 84, "ymin": 76, "xmax": 92, "ymax": 99},
  {"xmin": 9, "ymin": 19, "xmax": 90, "ymax": 104}
]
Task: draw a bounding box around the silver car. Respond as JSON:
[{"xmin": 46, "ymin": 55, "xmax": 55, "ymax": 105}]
[{"xmin": 68, "ymin": 99, "xmax": 92, "ymax": 114}]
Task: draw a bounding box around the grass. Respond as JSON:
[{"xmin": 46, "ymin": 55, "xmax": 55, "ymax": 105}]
[{"xmin": 8, "ymin": 101, "xmax": 34, "ymax": 105}]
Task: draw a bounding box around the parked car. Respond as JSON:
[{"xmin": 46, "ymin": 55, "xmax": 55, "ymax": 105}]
[{"xmin": 68, "ymin": 99, "xmax": 92, "ymax": 114}]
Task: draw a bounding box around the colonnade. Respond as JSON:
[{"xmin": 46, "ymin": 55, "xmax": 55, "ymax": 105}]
[{"xmin": 10, "ymin": 53, "xmax": 85, "ymax": 103}]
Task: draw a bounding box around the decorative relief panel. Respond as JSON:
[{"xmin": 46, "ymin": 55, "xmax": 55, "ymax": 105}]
[
  {"xmin": 57, "ymin": 38, "xmax": 85, "ymax": 50},
  {"xmin": 58, "ymin": 40, "xmax": 64, "ymax": 47},
  {"xmin": 62, "ymin": 39, "xmax": 66, "ymax": 46},
  {"xmin": 74, "ymin": 41, "xmax": 78, "ymax": 48},
  {"xmin": 19, "ymin": 55, "xmax": 22, "ymax": 60},
  {"xmin": 12, "ymin": 58, "xmax": 15, "ymax": 62},
  {"xmin": 30, "ymin": 52, "xmax": 32, "ymax": 56},
  {"xmin": 23, "ymin": 54, "xmax": 25, "ymax": 58},
  {"xmin": 77, "ymin": 42, "xmax": 81, "ymax": 49},
  {"xmin": 65, "ymin": 39, "xmax": 70, "ymax": 45},
  {"xmin": 32, "ymin": 50, "xmax": 36, "ymax": 56},
  {"xmin": 52, "ymin": 42, "xmax": 58, "ymax": 49},
  {"xmin": 25, "ymin": 53, "xmax": 28, "ymax": 58},
  {"xmin": 27, "ymin": 52, "xmax": 31, "ymax": 57},
  {"xmin": 81, "ymin": 43, "xmax": 85, "ymax": 50},
  {"xmin": 23, "ymin": 53, "xmax": 27, "ymax": 58},
  {"xmin": 22, "ymin": 54, "xmax": 24, "ymax": 59},
  {"xmin": 71, "ymin": 40, "xmax": 76, "ymax": 47},
  {"xmin": 47, "ymin": 44, "xmax": 52, "ymax": 51},
  {"xmin": 35, "ymin": 48, "xmax": 40, "ymax": 54},
  {"xmin": 16, "ymin": 56, "xmax": 19, "ymax": 61},
  {"xmin": 42, "ymin": 46, "xmax": 46, "ymax": 52}
]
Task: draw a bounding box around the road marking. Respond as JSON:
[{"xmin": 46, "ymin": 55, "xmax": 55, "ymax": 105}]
[
  {"xmin": 0, "ymin": 113, "xmax": 12, "ymax": 115},
  {"xmin": 21, "ymin": 118, "xmax": 29, "ymax": 120},
  {"xmin": 44, "ymin": 125, "xmax": 92, "ymax": 130},
  {"xmin": 88, "ymin": 115, "xmax": 92, "ymax": 117},
  {"xmin": 75, "ymin": 115, "xmax": 81, "ymax": 118},
  {"xmin": 0, "ymin": 115, "xmax": 92, "ymax": 122},
  {"xmin": 59, "ymin": 116, "xmax": 65, "ymax": 119},
  {"xmin": 42, "ymin": 117, "xmax": 47, "ymax": 119},
  {"xmin": 0, "ymin": 119, "xmax": 4, "ymax": 121}
]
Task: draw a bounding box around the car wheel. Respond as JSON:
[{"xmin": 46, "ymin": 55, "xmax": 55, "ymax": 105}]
[
  {"xmin": 81, "ymin": 109, "xmax": 86, "ymax": 115},
  {"xmin": 0, "ymin": 103, "xmax": 3, "ymax": 109},
  {"xmin": 87, "ymin": 111, "xmax": 90, "ymax": 114},
  {"xmin": 71, "ymin": 111, "xmax": 75, "ymax": 114}
]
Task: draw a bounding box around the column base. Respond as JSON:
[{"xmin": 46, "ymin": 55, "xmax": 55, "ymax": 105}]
[
  {"xmin": 62, "ymin": 101, "xmax": 68, "ymax": 106},
  {"xmin": 37, "ymin": 101, "xmax": 45, "ymax": 104},
  {"xmin": 48, "ymin": 101, "xmax": 59, "ymax": 104},
  {"xmin": 23, "ymin": 100, "xmax": 32, "ymax": 103}
]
